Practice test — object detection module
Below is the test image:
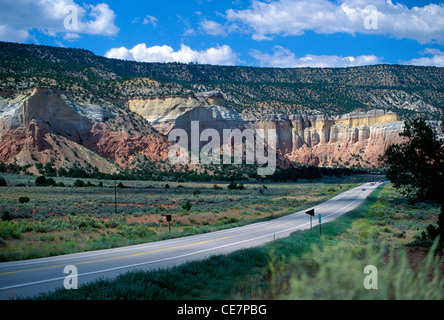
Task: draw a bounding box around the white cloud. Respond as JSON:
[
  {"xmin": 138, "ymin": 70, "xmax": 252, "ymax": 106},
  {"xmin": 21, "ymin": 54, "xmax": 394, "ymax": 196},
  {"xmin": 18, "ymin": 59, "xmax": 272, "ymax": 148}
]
[
  {"xmin": 403, "ymin": 49, "xmax": 444, "ymax": 67},
  {"xmin": 183, "ymin": 28, "xmax": 197, "ymax": 36},
  {"xmin": 250, "ymin": 46, "xmax": 383, "ymax": 68},
  {"xmin": 105, "ymin": 43, "xmax": 239, "ymax": 66},
  {"xmin": 225, "ymin": 0, "xmax": 444, "ymax": 44},
  {"xmin": 0, "ymin": 0, "xmax": 118, "ymax": 42},
  {"xmin": 143, "ymin": 15, "xmax": 158, "ymax": 26},
  {"xmin": 200, "ymin": 19, "xmax": 227, "ymax": 36}
]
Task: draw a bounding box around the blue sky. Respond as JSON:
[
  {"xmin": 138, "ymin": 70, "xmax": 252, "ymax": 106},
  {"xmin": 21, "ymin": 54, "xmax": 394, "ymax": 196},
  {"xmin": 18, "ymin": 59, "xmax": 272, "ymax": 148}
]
[{"xmin": 1, "ymin": 0, "xmax": 444, "ymax": 67}]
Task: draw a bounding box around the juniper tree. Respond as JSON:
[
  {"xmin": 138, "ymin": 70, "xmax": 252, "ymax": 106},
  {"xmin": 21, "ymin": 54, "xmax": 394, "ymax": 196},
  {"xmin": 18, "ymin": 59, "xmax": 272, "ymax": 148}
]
[{"xmin": 380, "ymin": 118, "xmax": 444, "ymax": 245}]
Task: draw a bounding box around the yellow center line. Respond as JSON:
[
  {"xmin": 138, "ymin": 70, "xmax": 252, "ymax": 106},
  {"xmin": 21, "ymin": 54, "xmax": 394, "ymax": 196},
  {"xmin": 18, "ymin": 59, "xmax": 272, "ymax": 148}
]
[{"xmin": 0, "ymin": 233, "xmax": 243, "ymax": 276}]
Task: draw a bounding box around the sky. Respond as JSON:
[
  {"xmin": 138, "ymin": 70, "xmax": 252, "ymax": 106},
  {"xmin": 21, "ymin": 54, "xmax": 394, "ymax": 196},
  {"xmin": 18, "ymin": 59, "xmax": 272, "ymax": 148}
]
[{"xmin": 1, "ymin": 0, "xmax": 444, "ymax": 68}]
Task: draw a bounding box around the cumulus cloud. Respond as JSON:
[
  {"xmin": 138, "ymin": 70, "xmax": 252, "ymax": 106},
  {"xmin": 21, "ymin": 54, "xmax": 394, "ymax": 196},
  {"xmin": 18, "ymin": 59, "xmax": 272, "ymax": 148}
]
[
  {"xmin": 250, "ymin": 46, "xmax": 383, "ymax": 68},
  {"xmin": 403, "ymin": 49, "xmax": 444, "ymax": 67},
  {"xmin": 200, "ymin": 19, "xmax": 227, "ymax": 36},
  {"xmin": 225, "ymin": 0, "xmax": 444, "ymax": 44},
  {"xmin": 105, "ymin": 43, "xmax": 239, "ymax": 66},
  {"xmin": 0, "ymin": 0, "xmax": 118, "ymax": 42}
]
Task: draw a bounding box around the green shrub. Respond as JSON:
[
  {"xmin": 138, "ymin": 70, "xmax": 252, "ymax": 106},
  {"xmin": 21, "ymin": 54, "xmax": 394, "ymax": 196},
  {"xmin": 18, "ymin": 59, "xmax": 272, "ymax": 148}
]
[
  {"xmin": 104, "ymin": 220, "xmax": 118, "ymax": 228},
  {"xmin": 393, "ymin": 231, "xmax": 406, "ymax": 238},
  {"xmin": 281, "ymin": 240, "xmax": 444, "ymax": 300},
  {"xmin": 117, "ymin": 224, "xmax": 156, "ymax": 239},
  {"xmin": 0, "ymin": 177, "xmax": 7, "ymax": 186},
  {"xmin": 183, "ymin": 226, "xmax": 196, "ymax": 233},
  {"xmin": 35, "ymin": 176, "xmax": 56, "ymax": 187},
  {"xmin": 18, "ymin": 196, "xmax": 30, "ymax": 204},
  {"xmin": 0, "ymin": 221, "xmax": 22, "ymax": 239},
  {"xmin": 227, "ymin": 181, "xmax": 237, "ymax": 190},
  {"xmin": 218, "ymin": 216, "xmax": 239, "ymax": 225},
  {"xmin": 39, "ymin": 234, "xmax": 55, "ymax": 242},
  {"xmin": 190, "ymin": 206, "xmax": 201, "ymax": 213},
  {"xmin": 211, "ymin": 221, "xmax": 224, "ymax": 227},
  {"xmin": 182, "ymin": 200, "xmax": 192, "ymax": 211},
  {"xmin": 1, "ymin": 211, "xmax": 12, "ymax": 221},
  {"xmin": 74, "ymin": 179, "xmax": 85, "ymax": 187},
  {"xmin": 228, "ymin": 181, "xmax": 244, "ymax": 190}
]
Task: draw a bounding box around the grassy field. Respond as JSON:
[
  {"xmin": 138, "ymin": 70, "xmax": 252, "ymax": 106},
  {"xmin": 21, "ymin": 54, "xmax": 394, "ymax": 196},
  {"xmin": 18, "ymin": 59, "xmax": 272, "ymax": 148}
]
[
  {"xmin": 0, "ymin": 173, "xmax": 380, "ymax": 261},
  {"xmin": 18, "ymin": 182, "xmax": 444, "ymax": 300}
]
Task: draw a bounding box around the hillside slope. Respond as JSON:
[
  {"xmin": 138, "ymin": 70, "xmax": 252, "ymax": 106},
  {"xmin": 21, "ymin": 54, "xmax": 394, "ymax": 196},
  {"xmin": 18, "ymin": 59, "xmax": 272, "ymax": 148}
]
[
  {"xmin": 0, "ymin": 41, "xmax": 442, "ymax": 173},
  {"xmin": 1, "ymin": 41, "xmax": 443, "ymax": 119}
]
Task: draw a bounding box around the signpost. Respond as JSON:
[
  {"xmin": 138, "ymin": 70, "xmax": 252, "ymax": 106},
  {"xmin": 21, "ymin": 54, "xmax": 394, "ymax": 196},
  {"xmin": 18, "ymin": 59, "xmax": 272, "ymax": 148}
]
[
  {"xmin": 305, "ymin": 208, "xmax": 315, "ymax": 230},
  {"xmin": 114, "ymin": 180, "xmax": 117, "ymax": 216},
  {"xmin": 166, "ymin": 214, "xmax": 172, "ymax": 233},
  {"xmin": 318, "ymin": 213, "xmax": 322, "ymax": 235}
]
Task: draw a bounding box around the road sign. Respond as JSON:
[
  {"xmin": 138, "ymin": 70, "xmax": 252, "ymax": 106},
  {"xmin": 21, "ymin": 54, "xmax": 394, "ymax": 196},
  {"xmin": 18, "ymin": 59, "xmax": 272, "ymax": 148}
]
[
  {"xmin": 318, "ymin": 213, "xmax": 322, "ymax": 224},
  {"xmin": 305, "ymin": 209, "xmax": 315, "ymax": 230},
  {"xmin": 166, "ymin": 214, "xmax": 172, "ymax": 233},
  {"xmin": 318, "ymin": 213, "xmax": 322, "ymax": 236}
]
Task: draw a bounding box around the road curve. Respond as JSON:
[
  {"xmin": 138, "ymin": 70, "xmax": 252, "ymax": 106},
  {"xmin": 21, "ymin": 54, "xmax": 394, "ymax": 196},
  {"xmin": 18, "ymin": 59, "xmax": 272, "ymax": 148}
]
[{"xmin": 0, "ymin": 182, "xmax": 380, "ymax": 299}]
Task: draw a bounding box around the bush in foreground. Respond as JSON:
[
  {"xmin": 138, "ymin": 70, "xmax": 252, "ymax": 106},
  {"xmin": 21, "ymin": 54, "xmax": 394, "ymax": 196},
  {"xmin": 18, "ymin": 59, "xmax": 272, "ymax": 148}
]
[
  {"xmin": 0, "ymin": 221, "xmax": 22, "ymax": 240},
  {"xmin": 278, "ymin": 240, "xmax": 443, "ymax": 300}
]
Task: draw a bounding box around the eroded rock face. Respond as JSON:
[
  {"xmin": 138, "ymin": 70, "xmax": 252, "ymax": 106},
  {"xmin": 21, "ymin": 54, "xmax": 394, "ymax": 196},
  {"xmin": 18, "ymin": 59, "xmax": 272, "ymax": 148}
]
[
  {"xmin": 128, "ymin": 91, "xmax": 245, "ymax": 136},
  {"xmin": 129, "ymin": 90, "xmax": 408, "ymax": 168},
  {"xmin": 247, "ymin": 110, "xmax": 405, "ymax": 167},
  {"xmin": 0, "ymin": 87, "xmax": 169, "ymax": 172},
  {"xmin": 0, "ymin": 87, "xmax": 412, "ymax": 171}
]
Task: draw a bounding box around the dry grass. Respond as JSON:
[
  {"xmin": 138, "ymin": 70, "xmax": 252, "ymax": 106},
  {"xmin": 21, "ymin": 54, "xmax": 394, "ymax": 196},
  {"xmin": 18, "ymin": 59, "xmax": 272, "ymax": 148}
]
[{"xmin": 0, "ymin": 173, "xmax": 381, "ymax": 261}]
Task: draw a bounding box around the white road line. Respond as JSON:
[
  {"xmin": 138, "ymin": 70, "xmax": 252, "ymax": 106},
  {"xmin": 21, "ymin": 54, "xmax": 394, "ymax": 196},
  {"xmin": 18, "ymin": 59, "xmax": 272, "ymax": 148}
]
[
  {"xmin": 0, "ymin": 183, "xmax": 364, "ymax": 270},
  {"xmin": 0, "ymin": 184, "xmax": 376, "ymax": 292}
]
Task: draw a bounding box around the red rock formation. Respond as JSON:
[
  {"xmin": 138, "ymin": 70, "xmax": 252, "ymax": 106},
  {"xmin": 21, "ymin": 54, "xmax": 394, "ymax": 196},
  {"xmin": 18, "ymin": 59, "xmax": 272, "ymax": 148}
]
[
  {"xmin": 0, "ymin": 87, "xmax": 410, "ymax": 173},
  {"xmin": 0, "ymin": 88, "xmax": 170, "ymax": 172}
]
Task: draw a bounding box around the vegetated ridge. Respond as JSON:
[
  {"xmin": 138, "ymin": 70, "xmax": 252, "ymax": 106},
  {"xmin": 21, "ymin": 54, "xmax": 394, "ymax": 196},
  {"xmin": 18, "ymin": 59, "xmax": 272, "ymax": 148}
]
[{"xmin": 0, "ymin": 41, "xmax": 442, "ymax": 175}]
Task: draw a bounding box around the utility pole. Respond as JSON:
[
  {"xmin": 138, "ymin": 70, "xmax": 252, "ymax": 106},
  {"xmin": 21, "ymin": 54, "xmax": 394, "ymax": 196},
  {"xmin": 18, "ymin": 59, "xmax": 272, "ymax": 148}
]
[
  {"xmin": 114, "ymin": 180, "xmax": 117, "ymax": 215},
  {"xmin": 213, "ymin": 172, "xmax": 216, "ymax": 198}
]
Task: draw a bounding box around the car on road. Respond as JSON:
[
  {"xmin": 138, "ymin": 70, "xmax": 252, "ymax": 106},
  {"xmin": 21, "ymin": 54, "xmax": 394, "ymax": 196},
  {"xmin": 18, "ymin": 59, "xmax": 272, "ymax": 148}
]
[{"xmin": 362, "ymin": 188, "xmax": 366, "ymax": 191}]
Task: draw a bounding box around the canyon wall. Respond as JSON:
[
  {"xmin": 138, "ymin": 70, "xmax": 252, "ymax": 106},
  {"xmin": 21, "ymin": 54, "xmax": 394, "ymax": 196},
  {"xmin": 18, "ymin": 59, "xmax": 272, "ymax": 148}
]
[
  {"xmin": 130, "ymin": 92, "xmax": 406, "ymax": 168},
  {"xmin": 247, "ymin": 110, "xmax": 404, "ymax": 167},
  {"xmin": 0, "ymin": 87, "xmax": 409, "ymax": 171},
  {"xmin": 0, "ymin": 88, "xmax": 170, "ymax": 172},
  {"xmin": 128, "ymin": 91, "xmax": 245, "ymax": 135}
]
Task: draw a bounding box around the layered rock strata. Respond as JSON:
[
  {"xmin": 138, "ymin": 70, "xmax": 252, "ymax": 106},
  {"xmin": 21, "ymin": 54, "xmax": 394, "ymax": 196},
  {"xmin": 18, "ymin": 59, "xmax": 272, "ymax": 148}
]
[
  {"xmin": 0, "ymin": 87, "xmax": 410, "ymax": 171},
  {"xmin": 130, "ymin": 92, "xmax": 406, "ymax": 168},
  {"xmin": 0, "ymin": 87, "xmax": 170, "ymax": 172},
  {"xmin": 247, "ymin": 110, "xmax": 405, "ymax": 167}
]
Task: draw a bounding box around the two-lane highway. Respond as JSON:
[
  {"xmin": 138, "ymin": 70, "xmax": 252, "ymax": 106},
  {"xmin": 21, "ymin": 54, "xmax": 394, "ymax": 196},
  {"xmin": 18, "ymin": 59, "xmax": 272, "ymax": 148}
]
[{"xmin": 0, "ymin": 182, "xmax": 379, "ymax": 299}]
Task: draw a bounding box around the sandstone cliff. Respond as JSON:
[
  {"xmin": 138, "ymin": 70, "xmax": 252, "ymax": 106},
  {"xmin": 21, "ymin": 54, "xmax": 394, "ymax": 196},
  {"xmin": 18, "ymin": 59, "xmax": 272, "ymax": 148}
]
[
  {"xmin": 128, "ymin": 92, "xmax": 407, "ymax": 168},
  {"xmin": 0, "ymin": 87, "xmax": 414, "ymax": 172},
  {"xmin": 248, "ymin": 110, "xmax": 405, "ymax": 167},
  {"xmin": 128, "ymin": 91, "xmax": 245, "ymax": 136},
  {"xmin": 0, "ymin": 87, "xmax": 170, "ymax": 172}
]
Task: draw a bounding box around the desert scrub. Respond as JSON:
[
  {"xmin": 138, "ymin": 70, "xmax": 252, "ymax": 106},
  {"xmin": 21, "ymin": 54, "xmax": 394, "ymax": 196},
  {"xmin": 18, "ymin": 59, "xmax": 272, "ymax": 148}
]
[
  {"xmin": 0, "ymin": 221, "xmax": 22, "ymax": 239},
  {"xmin": 0, "ymin": 175, "xmax": 382, "ymax": 261},
  {"xmin": 280, "ymin": 240, "xmax": 443, "ymax": 300}
]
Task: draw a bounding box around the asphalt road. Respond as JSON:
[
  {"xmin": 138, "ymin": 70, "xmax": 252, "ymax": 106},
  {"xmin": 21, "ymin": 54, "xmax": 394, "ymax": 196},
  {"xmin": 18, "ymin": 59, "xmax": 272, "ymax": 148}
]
[{"xmin": 0, "ymin": 181, "xmax": 380, "ymax": 299}]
